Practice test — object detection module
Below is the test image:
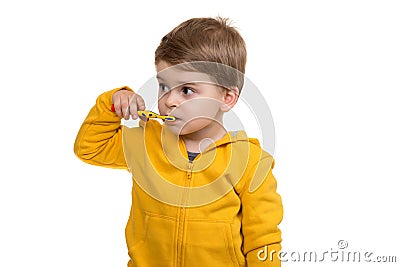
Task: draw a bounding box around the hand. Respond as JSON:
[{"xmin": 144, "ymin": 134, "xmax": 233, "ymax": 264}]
[{"xmin": 112, "ymin": 89, "xmax": 146, "ymax": 120}]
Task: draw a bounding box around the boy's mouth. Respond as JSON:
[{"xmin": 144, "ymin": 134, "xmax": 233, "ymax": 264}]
[
  {"xmin": 164, "ymin": 113, "xmax": 178, "ymax": 119},
  {"xmin": 164, "ymin": 118, "xmax": 180, "ymax": 124},
  {"xmin": 162, "ymin": 113, "xmax": 180, "ymax": 122}
]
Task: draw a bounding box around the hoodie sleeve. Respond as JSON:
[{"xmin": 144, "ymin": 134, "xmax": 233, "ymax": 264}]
[
  {"xmin": 74, "ymin": 86, "xmax": 133, "ymax": 170},
  {"xmin": 240, "ymin": 155, "xmax": 283, "ymax": 267}
]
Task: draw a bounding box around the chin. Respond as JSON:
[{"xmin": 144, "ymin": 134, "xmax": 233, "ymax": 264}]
[
  {"xmin": 165, "ymin": 119, "xmax": 212, "ymax": 136},
  {"xmin": 164, "ymin": 124, "xmax": 181, "ymax": 135}
]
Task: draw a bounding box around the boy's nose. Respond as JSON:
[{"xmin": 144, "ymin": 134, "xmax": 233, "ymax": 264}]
[{"xmin": 164, "ymin": 89, "xmax": 180, "ymax": 108}]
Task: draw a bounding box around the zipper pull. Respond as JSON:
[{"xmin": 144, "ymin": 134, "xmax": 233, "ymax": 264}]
[{"xmin": 186, "ymin": 162, "xmax": 193, "ymax": 179}]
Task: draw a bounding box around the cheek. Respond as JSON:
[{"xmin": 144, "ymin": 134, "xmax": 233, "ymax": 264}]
[
  {"xmin": 180, "ymin": 98, "xmax": 222, "ymax": 118},
  {"xmin": 158, "ymin": 98, "xmax": 166, "ymax": 111}
]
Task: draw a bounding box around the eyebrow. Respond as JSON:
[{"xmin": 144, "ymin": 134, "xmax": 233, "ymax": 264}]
[
  {"xmin": 179, "ymin": 82, "xmax": 197, "ymax": 86},
  {"xmin": 156, "ymin": 77, "xmax": 198, "ymax": 87}
]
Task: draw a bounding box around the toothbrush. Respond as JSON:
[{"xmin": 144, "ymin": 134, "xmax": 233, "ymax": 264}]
[{"xmin": 111, "ymin": 104, "xmax": 175, "ymax": 121}]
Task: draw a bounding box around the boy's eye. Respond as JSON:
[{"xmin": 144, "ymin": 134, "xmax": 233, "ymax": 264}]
[
  {"xmin": 182, "ymin": 86, "xmax": 194, "ymax": 95},
  {"xmin": 159, "ymin": 83, "xmax": 170, "ymax": 92}
]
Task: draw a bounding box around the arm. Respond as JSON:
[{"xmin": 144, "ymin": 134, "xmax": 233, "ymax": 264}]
[
  {"xmin": 241, "ymin": 156, "xmax": 283, "ymax": 267},
  {"xmin": 73, "ymin": 86, "xmax": 135, "ymax": 169}
]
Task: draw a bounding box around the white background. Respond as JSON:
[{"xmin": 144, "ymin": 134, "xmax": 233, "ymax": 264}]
[{"xmin": 1, "ymin": 0, "xmax": 399, "ymax": 266}]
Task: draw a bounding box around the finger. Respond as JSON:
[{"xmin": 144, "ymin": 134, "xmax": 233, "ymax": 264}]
[
  {"xmin": 120, "ymin": 97, "xmax": 130, "ymax": 119},
  {"xmin": 113, "ymin": 97, "xmax": 123, "ymax": 118},
  {"xmin": 129, "ymin": 99, "xmax": 138, "ymax": 120},
  {"xmin": 136, "ymin": 96, "xmax": 146, "ymax": 111},
  {"xmin": 123, "ymin": 106, "xmax": 131, "ymax": 120}
]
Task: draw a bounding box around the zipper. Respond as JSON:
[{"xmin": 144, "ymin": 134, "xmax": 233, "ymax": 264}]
[{"xmin": 176, "ymin": 161, "xmax": 193, "ymax": 267}]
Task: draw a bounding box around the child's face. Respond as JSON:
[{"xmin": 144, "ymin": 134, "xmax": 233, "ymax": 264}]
[{"xmin": 156, "ymin": 61, "xmax": 229, "ymax": 136}]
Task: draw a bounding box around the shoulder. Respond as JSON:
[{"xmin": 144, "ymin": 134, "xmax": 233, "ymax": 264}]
[{"xmin": 231, "ymin": 131, "xmax": 273, "ymax": 163}]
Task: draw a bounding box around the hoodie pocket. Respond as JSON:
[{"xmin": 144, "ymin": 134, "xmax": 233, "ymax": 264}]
[
  {"xmin": 184, "ymin": 220, "xmax": 245, "ymax": 267},
  {"xmin": 128, "ymin": 213, "xmax": 176, "ymax": 267}
]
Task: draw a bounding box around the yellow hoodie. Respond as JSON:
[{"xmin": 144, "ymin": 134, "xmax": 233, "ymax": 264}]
[{"xmin": 74, "ymin": 88, "xmax": 283, "ymax": 267}]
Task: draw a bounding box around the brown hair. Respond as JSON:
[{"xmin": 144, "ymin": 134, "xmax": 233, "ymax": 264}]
[{"xmin": 155, "ymin": 17, "xmax": 247, "ymax": 91}]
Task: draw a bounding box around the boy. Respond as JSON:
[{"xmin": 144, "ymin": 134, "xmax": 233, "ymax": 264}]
[{"xmin": 74, "ymin": 17, "xmax": 283, "ymax": 267}]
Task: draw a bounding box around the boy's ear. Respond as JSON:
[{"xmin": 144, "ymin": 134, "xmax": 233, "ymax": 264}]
[{"xmin": 221, "ymin": 87, "xmax": 239, "ymax": 112}]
